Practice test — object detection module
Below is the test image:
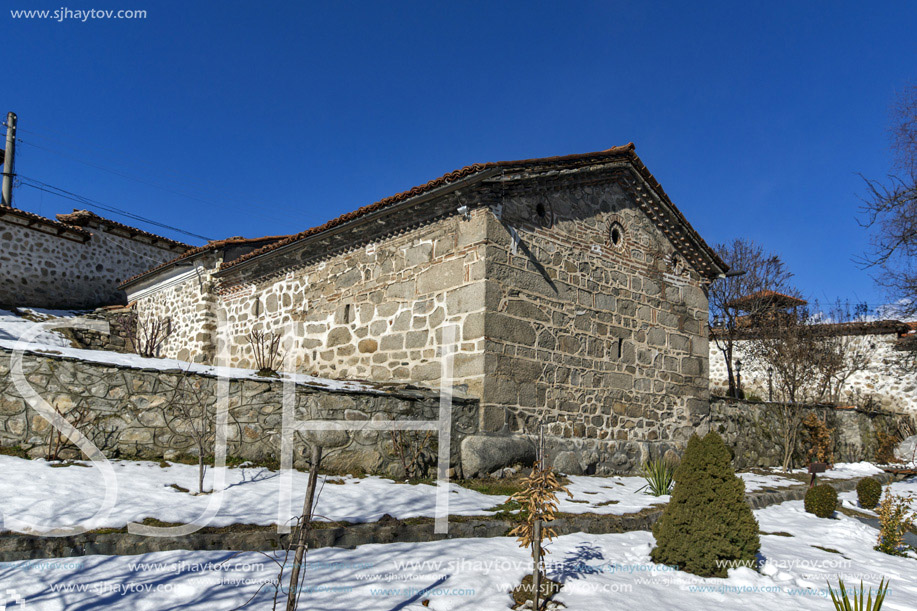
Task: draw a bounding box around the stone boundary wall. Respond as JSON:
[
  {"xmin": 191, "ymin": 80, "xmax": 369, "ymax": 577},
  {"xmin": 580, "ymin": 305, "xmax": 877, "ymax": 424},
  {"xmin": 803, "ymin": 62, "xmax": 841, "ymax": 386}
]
[
  {"xmin": 709, "ymin": 334, "xmax": 917, "ymax": 413},
  {"xmin": 1, "ymin": 213, "xmax": 187, "ymax": 309},
  {"xmin": 704, "ymin": 398, "xmax": 909, "ymax": 470},
  {"xmin": 0, "ymin": 350, "xmax": 904, "ymax": 479},
  {"xmin": 0, "ymin": 347, "xmax": 480, "ymax": 477}
]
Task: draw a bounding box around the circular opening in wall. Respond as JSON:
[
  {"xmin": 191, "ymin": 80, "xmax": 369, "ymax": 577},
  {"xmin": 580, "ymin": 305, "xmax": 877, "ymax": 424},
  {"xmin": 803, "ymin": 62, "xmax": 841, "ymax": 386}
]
[
  {"xmin": 610, "ymin": 223, "xmax": 624, "ymax": 247},
  {"xmin": 536, "ymin": 202, "xmax": 546, "ymax": 218}
]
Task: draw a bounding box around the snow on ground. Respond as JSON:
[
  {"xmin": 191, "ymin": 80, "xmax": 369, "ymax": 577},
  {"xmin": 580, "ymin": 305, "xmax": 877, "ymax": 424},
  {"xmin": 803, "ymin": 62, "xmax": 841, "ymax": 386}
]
[
  {"xmin": 0, "ymin": 458, "xmax": 680, "ymax": 534},
  {"xmin": 0, "ymin": 456, "xmax": 504, "ymax": 533},
  {"xmin": 0, "ymin": 308, "xmax": 81, "ymax": 347},
  {"xmin": 2, "ymin": 456, "xmax": 887, "ymax": 534},
  {"xmin": 815, "ymin": 462, "xmax": 885, "ymax": 479},
  {"xmin": 555, "ymin": 474, "xmax": 670, "ymax": 514},
  {"xmin": 738, "ymin": 472, "xmax": 799, "ymax": 492},
  {"xmin": 3, "ymin": 498, "xmax": 917, "ymax": 610}
]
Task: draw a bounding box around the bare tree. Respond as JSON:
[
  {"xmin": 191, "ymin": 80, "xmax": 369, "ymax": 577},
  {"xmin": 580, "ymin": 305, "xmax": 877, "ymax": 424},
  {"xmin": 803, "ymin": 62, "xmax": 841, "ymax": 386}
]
[
  {"xmin": 860, "ymin": 85, "xmax": 917, "ymax": 319},
  {"xmin": 708, "ymin": 239, "xmax": 794, "ymax": 397},
  {"xmin": 160, "ymin": 371, "xmax": 217, "ymax": 494},
  {"xmin": 810, "ymin": 300, "xmax": 877, "ymax": 405},
  {"xmin": 745, "ymin": 305, "xmax": 823, "ymax": 471}
]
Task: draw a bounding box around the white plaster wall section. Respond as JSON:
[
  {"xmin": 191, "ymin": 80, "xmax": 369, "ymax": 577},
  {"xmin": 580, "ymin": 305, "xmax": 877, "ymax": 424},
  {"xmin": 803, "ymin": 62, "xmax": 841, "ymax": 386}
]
[{"xmin": 709, "ymin": 334, "xmax": 917, "ymax": 413}]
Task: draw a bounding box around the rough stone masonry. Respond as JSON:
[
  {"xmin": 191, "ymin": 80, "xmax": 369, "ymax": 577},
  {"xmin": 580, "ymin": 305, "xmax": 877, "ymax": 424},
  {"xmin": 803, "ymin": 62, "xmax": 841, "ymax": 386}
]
[{"xmin": 125, "ymin": 146, "xmax": 728, "ymax": 474}]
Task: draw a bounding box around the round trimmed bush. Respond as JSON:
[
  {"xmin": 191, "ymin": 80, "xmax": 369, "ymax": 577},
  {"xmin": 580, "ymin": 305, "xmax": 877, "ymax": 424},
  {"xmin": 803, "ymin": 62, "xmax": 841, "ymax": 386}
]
[
  {"xmin": 804, "ymin": 484, "xmax": 838, "ymax": 518},
  {"xmin": 856, "ymin": 477, "xmax": 882, "ymax": 509}
]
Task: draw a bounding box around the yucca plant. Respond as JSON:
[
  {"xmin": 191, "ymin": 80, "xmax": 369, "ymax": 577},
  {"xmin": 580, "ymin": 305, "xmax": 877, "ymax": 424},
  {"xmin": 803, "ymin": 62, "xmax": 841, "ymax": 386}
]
[
  {"xmin": 639, "ymin": 457, "xmax": 676, "ymax": 496},
  {"xmin": 827, "ymin": 578, "xmax": 888, "ymax": 611}
]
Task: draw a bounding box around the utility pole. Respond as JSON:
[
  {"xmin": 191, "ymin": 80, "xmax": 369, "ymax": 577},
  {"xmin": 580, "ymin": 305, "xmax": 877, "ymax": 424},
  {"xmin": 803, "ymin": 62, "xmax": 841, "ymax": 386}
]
[{"xmin": 2, "ymin": 111, "xmax": 16, "ymax": 207}]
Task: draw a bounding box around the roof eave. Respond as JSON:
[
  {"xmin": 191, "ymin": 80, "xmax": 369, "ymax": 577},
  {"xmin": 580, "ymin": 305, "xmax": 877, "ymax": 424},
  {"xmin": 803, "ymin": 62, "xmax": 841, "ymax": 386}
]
[{"xmin": 213, "ymin": 167, "xmax": 502, "ymax": 278}]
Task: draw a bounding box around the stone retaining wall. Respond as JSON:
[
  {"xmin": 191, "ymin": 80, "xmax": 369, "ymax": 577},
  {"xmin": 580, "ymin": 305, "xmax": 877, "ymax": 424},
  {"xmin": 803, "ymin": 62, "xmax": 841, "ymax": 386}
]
[
  {"xmin": 0, "ymin": 346, "xmax": 480, "ymax": 477},
  {"xmin": 704, "ymin": 398, "xmax": 910, "ymax": 470},
  {"xmin": 0, "ymin": 348, "xmax": 907, "ymax": 479}
]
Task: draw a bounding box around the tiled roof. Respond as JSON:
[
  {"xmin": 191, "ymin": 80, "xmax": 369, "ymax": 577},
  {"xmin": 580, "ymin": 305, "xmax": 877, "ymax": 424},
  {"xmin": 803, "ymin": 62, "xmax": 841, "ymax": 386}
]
[
  {"xmin": 55, "ymin": 209, "xmax": 190, "ymax": 250},
  {"xmin": 0, "ymin": 205, "xmax": 91, "ymax": 240},
  {"xmin": 726, "ymin": 290, "xmax": 808, "ymax": 310},
  {"xmin": 713, "ymin": 319, "xmax": 910, "ymax": 340},
  {"xmin": 119, "ymin": 235, "xmax": 289, "ymax": 289},
  {"xmin": 218, "ymin": 144, "xmax": 728, "ymax": 276}
]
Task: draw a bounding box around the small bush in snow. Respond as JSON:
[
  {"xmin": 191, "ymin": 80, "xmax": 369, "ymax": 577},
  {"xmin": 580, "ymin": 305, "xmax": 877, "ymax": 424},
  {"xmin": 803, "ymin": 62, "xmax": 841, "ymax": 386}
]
[
  {"xmin": 857, "ymin": 477, "xmax": 883, "ymax": 509},
  {"xmin": 650, "ymin": 432, "xmax": 760, "ymax": 578},
  {"xmin": 875, "ymin": 490, "xmax": 916, "ymax": 556},
  {"xmin": 804, "ymin": 483, "xmax": 838, "ymax": 518}
]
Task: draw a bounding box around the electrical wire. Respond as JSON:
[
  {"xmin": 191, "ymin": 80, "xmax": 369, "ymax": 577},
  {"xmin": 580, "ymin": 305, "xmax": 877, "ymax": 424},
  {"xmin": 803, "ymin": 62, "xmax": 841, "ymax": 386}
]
[{"xmin": 17, "ymin": 175, "xmax": 213, "ymax": 242}]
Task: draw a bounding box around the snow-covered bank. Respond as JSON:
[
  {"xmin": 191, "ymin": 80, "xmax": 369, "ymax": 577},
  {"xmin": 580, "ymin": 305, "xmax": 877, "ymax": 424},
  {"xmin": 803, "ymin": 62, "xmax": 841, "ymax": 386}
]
[
  {"xmin": 3, "ymin": 498, "xmax": 917, "ymax": 610},
  {"xmin": 0, "ymin": 456, "xmax": 892, "ymax": 535}
]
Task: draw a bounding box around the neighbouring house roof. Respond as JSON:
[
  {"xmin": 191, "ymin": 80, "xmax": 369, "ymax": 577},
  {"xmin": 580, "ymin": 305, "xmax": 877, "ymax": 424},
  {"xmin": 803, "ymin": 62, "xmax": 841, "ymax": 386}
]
[
  {"xmin": 898, "ymin": 323, "xmax": 917, "ymax": 351},
  {"xmin": 726, "ymin": 290, "xmax": 809, "ymax": 311},
  {"xmin": 119, "ymin": 235, "xmax": 289, "ymax": 289},
  {"xmin": 712, "ymin": 319, "xmax": 911, "ymax": 341},
  {"xmin": 55, "ymin": 209, "xmax": 190, "ymax": 251},
  {"xmin": 0, "ymin": 205, "xmax": 91, "ymax": 242},
  {"xmin": 216, "ymin": 144, "xmax": 729, "ymax": 279}
]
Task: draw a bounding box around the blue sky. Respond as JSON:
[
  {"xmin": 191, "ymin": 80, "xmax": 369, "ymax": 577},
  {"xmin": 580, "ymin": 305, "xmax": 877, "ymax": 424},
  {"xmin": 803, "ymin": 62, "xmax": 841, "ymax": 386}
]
[{"xmin": 4, "ymin": 1, "xmax": 916, "ymax": 309}]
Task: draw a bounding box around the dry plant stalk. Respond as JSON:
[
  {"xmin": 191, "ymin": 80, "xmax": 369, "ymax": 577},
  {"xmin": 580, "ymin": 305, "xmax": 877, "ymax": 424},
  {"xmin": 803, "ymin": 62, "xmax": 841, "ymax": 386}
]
[
  {"xmin": 46, "ymin": 403, "xmax": 93, "ymax": 461},
  {"xmin": 802, "ymin": 413, "xmax": 834, "ymax": 464},
  {"xmin": 129, "ymin": 315, "xmax": 173, "ymax": 358},
  {"xmin": 508, "ymin": 462, "xmax": 571, "ymax": 557},
  {"xmin": 247, "ymin": 329, "xmax": 283, "ymax": 374},
  {"xmin": 390, "ymin": 428, "xmax": 434, "ymax": 479}
]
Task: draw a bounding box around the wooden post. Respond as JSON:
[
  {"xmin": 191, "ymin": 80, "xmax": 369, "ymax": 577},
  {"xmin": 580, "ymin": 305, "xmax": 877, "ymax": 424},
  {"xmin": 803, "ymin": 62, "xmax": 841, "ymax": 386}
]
[
  {"xmin": 286, "ymin": 445, "xmax": 322, "ymax": 611},
  {"xmin": 533, "ymin": 518, "xmax": 542, "ymax": 611}
]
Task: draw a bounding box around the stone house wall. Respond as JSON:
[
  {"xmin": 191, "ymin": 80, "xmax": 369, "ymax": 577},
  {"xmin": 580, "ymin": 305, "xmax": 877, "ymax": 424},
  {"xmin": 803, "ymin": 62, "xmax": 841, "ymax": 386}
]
[
  {"xmin": 215, "ymin": 209, "xmax": 490, "ymax": 397},
  {"xmin": 123, "ymin": 151, "xmax": 724, "ymax": 471},
  {"xmin": 0, "ymin": 209, "xmax": 187, "ymax": 309},
  {"xmin": 481, "ymin": 180, "xmax": 710, "ymax": 448},
  {"xmin": 131, "ymin": 255, "xmax": 221, "ymax": 363},
  {"xmin": 709, "ymin": 334, "xmax": 917, "ymax": 413},
  {"xmin": 0, "ymin": 345, "xmax": 479, "ymax": 477}
]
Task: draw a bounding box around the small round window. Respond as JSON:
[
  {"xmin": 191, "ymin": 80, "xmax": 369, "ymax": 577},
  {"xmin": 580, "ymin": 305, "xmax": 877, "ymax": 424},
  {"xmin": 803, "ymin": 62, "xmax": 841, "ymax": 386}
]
[
  {"xmin": 534, "ymin": 199, "xmax": 553, "ymax": 228},
  {"xmin": 609, "ymin": 222, "xmax": 625, "ymax": 248}
]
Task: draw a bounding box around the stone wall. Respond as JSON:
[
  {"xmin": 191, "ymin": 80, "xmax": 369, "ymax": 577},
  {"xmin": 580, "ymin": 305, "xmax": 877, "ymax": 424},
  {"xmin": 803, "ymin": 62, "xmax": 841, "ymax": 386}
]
[
  {"xmin": 0, "ymin": 211, "xmax": 187, "ymax": 309},
  {"xmin": 0, "ymin": 346, "xmax": 480, "ymax": 477},
  {"xmin": 709, "ymin": 334, "xmax": 917, "ymax": 413},
  {"xmin": 131, "ymin": 255, "xmax": 221, "ymax": 363},
  {"xmin": 0, "ymin": 347, "xmax": 903, "ymax": 477},
  {"xmin": 703, "ymin": 398, "xmax": 909, "ymax": 470},
  {"xmin": 482, "ymin": 179, "xmax": 710, "ymax": 446},
  {"xmin": 66, "ymin": 307, "xmax": 137, "ymax": 354},
  {"xmin": 215, "ymin": 209, "xmax": 490, "ymax": 397}
]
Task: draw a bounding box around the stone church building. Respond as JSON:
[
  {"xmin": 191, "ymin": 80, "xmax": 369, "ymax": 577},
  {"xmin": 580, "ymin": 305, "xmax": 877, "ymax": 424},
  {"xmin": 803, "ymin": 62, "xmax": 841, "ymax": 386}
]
[{"xmin": 122, "ymin": 144, "xmax": 728, "ymax": 471}]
